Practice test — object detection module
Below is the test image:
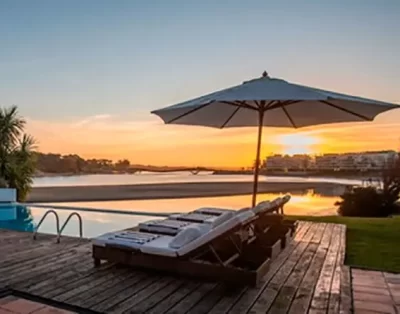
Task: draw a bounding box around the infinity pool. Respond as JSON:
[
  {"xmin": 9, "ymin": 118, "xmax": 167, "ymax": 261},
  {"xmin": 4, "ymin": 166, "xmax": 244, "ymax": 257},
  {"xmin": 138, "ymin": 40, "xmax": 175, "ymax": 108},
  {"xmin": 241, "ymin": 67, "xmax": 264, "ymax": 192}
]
[{"xmin": 0, "ymin": 190, "xmax": 340, "ymax": 238}]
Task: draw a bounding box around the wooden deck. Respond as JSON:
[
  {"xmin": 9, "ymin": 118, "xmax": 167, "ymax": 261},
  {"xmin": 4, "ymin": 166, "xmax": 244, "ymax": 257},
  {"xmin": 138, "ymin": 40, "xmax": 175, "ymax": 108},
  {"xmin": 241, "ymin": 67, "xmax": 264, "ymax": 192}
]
[{"xmin": 0, "ymin": 222, "xmax": 352, "ymax": 313}]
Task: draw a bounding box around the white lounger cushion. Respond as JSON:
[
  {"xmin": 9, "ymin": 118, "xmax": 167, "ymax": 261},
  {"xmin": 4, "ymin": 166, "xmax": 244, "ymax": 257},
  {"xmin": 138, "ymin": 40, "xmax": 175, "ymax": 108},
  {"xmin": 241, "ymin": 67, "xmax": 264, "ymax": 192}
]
[
  {"xmin": 176, "ymin": 209, "xmax": 255, "ymax": 256},
  {"xmin": 209, "ymin": 211, "xmax": 235, "ymax": 227},
  {"xmin": 92, "ymin": 231, "xmax": 165, "ymax": 250},
  {"xmin": 170, "ymin": 211, "xmax": 234, "ymax": 228},
  {"xmin": 94, "ymin": 210, "xmax": 256, "ymax": 258},
  {"xmin": 141, "ymin": 210, "xmax": 255, "ymax": 257},
  {"xmin": 169, "ymin": 224, "xmax": 211, "ymax": 249},
  {"xmin": 140, "ymin": 223, "xmax": 209, "ymax": 257},
  {"xmin": 194, "ymin": 207, "xmax": 235, "ymax": 215},
  {"xmin": 195, "ymin": 206, "xmax": 252, "ymax": 215},
  {"xmin": 170, "ymin": 212, "xmax": 214, "ymax": 222},
  {"xmin": 139, "ymin": 219, "xmax": 192, "ymax": 235}
]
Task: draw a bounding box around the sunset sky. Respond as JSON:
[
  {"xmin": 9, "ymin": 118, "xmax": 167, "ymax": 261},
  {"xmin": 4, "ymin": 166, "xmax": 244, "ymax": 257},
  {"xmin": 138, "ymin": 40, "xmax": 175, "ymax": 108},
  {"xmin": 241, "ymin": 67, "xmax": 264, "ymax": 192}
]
[{"xmin": 1, "ymin": 1, "xmax": 399, "ymax": 167}]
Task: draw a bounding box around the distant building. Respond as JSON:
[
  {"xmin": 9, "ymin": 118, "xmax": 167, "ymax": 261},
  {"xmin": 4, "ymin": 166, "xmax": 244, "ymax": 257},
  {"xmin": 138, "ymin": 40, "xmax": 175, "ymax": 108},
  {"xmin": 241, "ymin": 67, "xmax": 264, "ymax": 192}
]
[
  {"xmin": 359, "ymin": 151, "xmax": 397, "ymax": 170},
  {"xmin": 315, "ymin": 151, "xmax": 397, "ymax": 171},
  {"xmin": 315, "ymin": 154, "xmax": 339, "ymax": 171},
  {"xmin": 265, "ymin": 150, "xmax": 397, "ymax": 172},
  {"xmin": 265, "ymin": 154, "xmax": 313, "ymax": 171}
]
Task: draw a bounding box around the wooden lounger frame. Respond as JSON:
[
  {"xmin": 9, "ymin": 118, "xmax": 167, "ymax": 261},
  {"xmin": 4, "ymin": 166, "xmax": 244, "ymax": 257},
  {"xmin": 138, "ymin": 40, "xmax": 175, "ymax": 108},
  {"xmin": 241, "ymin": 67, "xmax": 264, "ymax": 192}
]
[{"xmin": 92, "ymin": 213, "xmax": 297, "ymax": 286}]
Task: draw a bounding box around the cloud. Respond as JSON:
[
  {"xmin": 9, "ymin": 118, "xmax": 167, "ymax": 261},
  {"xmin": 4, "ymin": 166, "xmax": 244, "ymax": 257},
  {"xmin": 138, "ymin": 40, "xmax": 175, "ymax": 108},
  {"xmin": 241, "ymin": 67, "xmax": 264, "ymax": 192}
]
[{"xmin": 71, "ymin": 114, "xmax": 114, "ymax": 128}]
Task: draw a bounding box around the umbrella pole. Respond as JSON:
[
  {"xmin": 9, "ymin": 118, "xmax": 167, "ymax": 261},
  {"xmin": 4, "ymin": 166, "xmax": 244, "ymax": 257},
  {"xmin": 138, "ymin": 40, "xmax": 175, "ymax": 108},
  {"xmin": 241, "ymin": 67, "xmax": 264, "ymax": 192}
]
[{"xmin": 252, "ymin": 110, "xmax": 264, "ymax": 207}]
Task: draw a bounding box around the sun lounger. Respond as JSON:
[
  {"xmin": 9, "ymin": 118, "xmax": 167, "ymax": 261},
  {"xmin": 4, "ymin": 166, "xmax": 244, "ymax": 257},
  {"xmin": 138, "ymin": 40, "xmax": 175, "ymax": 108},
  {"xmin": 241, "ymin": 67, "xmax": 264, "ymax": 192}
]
[
  {"xmin": 92, "ymin": 209, "xmax": 285, "ymax": 285},
  {"xmin": 92, "ymin": 196, "xmax": 297, "ymax": 285}
]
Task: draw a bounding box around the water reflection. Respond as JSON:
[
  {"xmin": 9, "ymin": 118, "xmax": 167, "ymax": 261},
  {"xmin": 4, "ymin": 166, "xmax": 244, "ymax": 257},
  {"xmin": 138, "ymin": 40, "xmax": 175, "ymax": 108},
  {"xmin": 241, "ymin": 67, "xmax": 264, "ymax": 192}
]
[
  {"xmin": 0, "ymin": 205, "xmax": 35, "ymax": 232},
  {"xmin": 52, "ymin": 188, "xmax": 341, "ymax": 217}
]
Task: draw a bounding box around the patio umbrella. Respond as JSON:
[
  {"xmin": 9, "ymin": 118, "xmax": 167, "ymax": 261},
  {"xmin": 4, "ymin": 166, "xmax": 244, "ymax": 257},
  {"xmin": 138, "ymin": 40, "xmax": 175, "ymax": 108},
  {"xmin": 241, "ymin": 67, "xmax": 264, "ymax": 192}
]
[{"xmin": 151, "ymin": 72, "xmax": 399, "ymax": 206}]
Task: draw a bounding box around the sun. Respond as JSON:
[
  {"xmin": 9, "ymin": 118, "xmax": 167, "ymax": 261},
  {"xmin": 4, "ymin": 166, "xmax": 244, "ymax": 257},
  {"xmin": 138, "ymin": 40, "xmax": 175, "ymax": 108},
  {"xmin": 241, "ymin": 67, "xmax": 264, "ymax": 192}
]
[{"xmin": 278, "ymin": 134, "xmax": 321, "ymax": 155}]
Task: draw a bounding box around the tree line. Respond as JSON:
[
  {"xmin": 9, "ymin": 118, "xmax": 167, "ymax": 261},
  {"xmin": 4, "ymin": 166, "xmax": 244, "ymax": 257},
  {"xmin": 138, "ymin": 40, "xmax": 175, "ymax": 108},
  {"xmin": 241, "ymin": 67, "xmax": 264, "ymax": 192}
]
[
  {"xmin": 35, "ymin": 153, "xmax": 132, "ymax": 175},
  {"xmin": 0, "ymin": 105, "xmax": 133, "ymax": 200}
]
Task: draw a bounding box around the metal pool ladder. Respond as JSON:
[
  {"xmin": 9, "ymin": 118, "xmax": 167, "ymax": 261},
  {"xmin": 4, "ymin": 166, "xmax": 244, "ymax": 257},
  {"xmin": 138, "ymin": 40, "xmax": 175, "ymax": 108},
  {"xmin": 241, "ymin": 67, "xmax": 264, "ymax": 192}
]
[
  {"xmin": 60, "ymin": 212, "xmax": 83, "ymax": 238},
  {"xmin": 33, "ymin": 210, "xmax": 83, "ymax": 243}
]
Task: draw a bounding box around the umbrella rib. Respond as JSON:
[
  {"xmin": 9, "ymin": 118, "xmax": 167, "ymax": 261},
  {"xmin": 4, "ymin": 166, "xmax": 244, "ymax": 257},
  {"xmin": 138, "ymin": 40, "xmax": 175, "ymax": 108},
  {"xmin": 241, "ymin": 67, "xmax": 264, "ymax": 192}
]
[
  {"xmin": 166, "ymin": 102, "xmax": 213, "ymax": 123},
  {"xmin": 265, "ymin": 100, "xmax": 276, "ymax": 109},
  {"xmin": 220, "ymin": 101, "xmax": 257, "ymax": 111},
  {"xmin": 236, "ymin": 101, "xmax": 259, "ymax": 110},
  {"xmin": 320, "ymin": 100, "xmax": 372, "ymax": 121},
  {"xmin": 220, "ymin": 106, "xmax": 241, "ymax": 128},
  {"xmin": 281, "ymin": 105, "xmax": 297, "ymax": 128},
  {"xmin": 264, "ymin": 100, "xmax": 302, "ymax": 111}
]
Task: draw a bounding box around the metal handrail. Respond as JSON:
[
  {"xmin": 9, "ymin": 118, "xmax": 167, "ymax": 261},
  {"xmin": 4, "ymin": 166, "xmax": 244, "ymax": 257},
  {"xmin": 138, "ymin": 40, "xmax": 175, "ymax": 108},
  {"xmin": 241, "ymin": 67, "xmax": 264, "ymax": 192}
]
[
  {"xmin": 33, "ymin": 210, "xmax": 61, "ymax": 243},
  {"xmin": 59, "ymin": 212, "xmax": 83, "ymax": 239}
]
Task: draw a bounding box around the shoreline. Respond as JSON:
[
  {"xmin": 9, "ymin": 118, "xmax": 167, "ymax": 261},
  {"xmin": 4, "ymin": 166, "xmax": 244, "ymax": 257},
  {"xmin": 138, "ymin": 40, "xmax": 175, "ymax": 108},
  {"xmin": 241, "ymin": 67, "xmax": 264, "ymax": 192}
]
[
  {"xmin": 27, "ymin": 181, "xmax": 347, "ymax": 203},
  {"xmin": 33, "ymin": 171, "xmax": 379, "ymax": 180}
]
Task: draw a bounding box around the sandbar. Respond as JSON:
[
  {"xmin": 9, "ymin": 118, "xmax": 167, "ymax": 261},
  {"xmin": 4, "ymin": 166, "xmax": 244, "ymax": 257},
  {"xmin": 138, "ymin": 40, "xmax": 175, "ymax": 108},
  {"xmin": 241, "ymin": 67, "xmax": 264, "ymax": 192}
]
[{"xmin": 27, "ymin": 181, "xmax": 347, "ymax": 203}]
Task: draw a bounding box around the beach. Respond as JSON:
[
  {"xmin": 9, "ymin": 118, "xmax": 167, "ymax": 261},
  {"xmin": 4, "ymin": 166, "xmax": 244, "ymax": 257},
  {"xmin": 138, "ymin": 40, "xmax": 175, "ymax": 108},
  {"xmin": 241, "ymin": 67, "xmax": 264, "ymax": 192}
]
[{"xmin": 26, "ymin": 181, "xmax": 346, "ymax": 203}]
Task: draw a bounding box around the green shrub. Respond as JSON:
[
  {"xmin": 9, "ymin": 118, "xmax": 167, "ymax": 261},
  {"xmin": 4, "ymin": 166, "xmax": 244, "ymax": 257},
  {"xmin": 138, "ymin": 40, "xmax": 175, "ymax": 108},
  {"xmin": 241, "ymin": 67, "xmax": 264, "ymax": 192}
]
[
  {"xmin": 336, "ymin": 186, "xmax": 398, "ymax": 217},
  {"xmin": 0, "ymin": 106, "xmax": 37, "ymax": 201},
  {"xmin": 0, "ymin": 177, "xmax": 8, "ymax": 188}
]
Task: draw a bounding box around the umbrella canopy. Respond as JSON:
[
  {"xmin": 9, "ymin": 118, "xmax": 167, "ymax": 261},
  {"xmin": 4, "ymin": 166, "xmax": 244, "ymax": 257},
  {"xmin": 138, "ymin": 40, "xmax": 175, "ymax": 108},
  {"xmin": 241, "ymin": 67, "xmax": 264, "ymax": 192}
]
[{"xmin": 151, "ymin": 72, "xmax": 399, "ymax": 206}]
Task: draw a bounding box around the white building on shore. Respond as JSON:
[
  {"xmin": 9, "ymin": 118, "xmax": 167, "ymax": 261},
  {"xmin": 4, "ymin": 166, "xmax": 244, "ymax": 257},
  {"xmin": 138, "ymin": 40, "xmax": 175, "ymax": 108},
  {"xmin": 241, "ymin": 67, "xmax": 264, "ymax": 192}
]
[
  {"xmin": 265, "ymin": 154, "xmax": 313, "ymax": 171},
  {"xmin": 264, "ymin": 151, "xmax": 397, "ymax": 171}
]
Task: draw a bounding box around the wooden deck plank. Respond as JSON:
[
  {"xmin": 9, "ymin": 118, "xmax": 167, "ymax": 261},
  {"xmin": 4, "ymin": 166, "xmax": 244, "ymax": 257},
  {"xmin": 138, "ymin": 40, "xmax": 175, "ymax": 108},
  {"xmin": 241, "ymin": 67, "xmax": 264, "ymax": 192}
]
[
  {"xmin": 1, "ymin": 242, "xmax": 89, "ymax": 269},
  {"xmin": 0, "ymin": 220, "xmax": 349, "ymax": 314},
  {"xmin": 146, "ymin": 281, "xmax": 202, "ymax": 314},
  {"xmin": 0, "ymin": 245, "xmax": 92, "ymax": 287},
  {"xmin": 247, "ymin": 222, "xmax": 319, "ymax": 314},
  {"xmin": 327, "ymin": 224, "xmax": 344, "ymax": 314},
  {"xmin": 288, "ymin": 223, "xmax": 335, "ymax": 314},
  {"xmin": 338, "ymin": 225, "xmax": 352, "ymax": 314},
  {"xmin": 129, "ymin": 279, "xmax": 186, "ymax": 314},
  {"xmin": 1, "ymin": 240, "xmax": 89, "ymax": 268},
  {"xmin": 92, "ymin": 275, "xmax": 160, "ymax": 313},
  {"xmin": 47, "ymin": 266, "xmax": 129, "ymax": 300},
  {"xmin": 17, "ymin": 258, "xmax": 95, "ymax": 291},
  {"xmin": 228, "ymin": 221, "xmax": 312, "ymax": 313},
  {"xmin": 27, "ymin": 261, "xmax": 114, "ymax": 295},
  {"xmin": 166, "ymin": 282, "xmax": 218, "ymax": 314},
  {"xmin": 267, "ymin": 224, "xmax": 327, "ymax": 314},
  {"xmin": 188, "ymin": 283, "xmax": 229, "ymax": 314},
  {"xmin": 208, "ymin": 286, "xmax": 247, "ymax": 314},
  {"xmin": 78, "ymin": 271, "xmax": 149, "ymax": 309},
  {"xmin": 1, "ymin": 238, "xmax": 87, "ymax": 266},
  {"xmin": 64, "ymin": 269, "xmax": 139, "ymax": 305},
  {"xmin": 308, "ymin": 224, "xmax": 341, "ymax": 314},
  {"xmin": 107, "ymin": 276, "xmax": 174, "ymax": 313}
]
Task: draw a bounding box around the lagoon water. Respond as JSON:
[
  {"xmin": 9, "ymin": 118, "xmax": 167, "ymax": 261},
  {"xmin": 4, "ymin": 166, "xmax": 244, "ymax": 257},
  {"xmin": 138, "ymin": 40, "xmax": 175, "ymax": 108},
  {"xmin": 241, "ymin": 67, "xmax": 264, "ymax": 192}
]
[
  {"xmin": 33, "ymin": 172, "xmax": 362, "ymax": 187},
  {"xmin": 4, "ymin": 191, "xmax": 339, "ymax": 238},
  {"xmin": 0, "ymin": 173, "xmax": 353, "ymax": 238}
]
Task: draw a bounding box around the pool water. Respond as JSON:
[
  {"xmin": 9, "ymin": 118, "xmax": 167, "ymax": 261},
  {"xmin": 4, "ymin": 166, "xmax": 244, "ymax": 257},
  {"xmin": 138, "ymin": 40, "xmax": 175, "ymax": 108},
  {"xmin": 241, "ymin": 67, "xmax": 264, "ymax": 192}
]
[{"xmin": 0, "ymin": 190, "xmax": 340, "ymax": 238}]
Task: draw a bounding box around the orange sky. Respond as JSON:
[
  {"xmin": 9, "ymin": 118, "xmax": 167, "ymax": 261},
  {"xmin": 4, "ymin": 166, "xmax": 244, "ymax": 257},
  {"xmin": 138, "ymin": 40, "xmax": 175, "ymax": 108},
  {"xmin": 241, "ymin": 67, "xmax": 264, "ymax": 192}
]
[
  {"xmin": 26, "ymin": 109, "xmax": 400, "ymax": 168},
  {"xmin": 3, "ymin": 1, "xmax": 400, "ymax": 168}
]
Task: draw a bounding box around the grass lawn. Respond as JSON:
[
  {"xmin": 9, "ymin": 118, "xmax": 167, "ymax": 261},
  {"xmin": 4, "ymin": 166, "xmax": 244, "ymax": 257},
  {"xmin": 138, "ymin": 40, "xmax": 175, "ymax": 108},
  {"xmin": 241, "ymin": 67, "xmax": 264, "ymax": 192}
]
[{"xmin": 288, "ymin": 215, "xmax": 400, "ymax": 273}]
